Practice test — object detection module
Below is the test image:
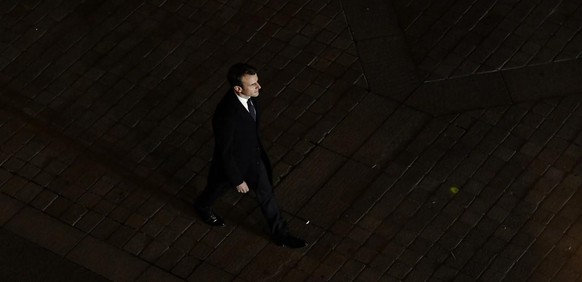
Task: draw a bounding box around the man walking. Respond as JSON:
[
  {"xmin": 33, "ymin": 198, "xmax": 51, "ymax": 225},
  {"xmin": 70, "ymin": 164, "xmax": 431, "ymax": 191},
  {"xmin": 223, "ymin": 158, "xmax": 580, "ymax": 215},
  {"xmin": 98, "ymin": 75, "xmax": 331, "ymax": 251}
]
[{"xmin": 195, "ymin": 63, "xmax": 307, "ymax": 249}]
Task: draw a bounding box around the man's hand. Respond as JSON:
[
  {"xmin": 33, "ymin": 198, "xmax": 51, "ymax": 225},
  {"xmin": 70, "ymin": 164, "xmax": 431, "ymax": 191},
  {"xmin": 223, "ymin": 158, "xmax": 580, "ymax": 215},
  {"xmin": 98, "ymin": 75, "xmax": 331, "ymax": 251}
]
[{"xmin": 236, "ymin": 182, "xmax": 250, "ymax": 193}]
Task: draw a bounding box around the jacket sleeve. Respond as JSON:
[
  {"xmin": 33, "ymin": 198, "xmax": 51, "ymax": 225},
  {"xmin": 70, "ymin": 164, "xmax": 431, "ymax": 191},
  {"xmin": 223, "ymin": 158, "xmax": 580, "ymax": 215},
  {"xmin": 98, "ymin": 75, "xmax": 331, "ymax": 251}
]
[{"xmin": 213, "ymin": 112, "xmax": 244, "ymax": 187}]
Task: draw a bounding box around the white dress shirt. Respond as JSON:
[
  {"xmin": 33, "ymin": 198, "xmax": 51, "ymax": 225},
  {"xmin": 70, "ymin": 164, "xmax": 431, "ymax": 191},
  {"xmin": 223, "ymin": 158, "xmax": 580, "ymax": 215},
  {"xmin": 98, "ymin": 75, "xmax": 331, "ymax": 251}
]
[{"xmin": 236, "ymin": 94, "xmax": 251, "ymax": 112}]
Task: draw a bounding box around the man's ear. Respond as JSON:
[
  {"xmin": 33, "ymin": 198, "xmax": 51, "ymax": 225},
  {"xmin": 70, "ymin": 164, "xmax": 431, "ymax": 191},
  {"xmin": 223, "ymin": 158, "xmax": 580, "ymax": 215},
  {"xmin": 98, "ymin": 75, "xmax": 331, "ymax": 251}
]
[{"xmin": 233, "ymin": 85, "xmax": 242, "ymax": 94}]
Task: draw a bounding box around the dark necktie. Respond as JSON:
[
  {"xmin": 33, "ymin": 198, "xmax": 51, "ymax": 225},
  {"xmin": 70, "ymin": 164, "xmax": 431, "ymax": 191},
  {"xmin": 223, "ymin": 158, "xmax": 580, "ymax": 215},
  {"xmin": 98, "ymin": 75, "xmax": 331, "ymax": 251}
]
[{"xmin": 247, "ymin": 99, "xmax": 256, "ymax": 121}]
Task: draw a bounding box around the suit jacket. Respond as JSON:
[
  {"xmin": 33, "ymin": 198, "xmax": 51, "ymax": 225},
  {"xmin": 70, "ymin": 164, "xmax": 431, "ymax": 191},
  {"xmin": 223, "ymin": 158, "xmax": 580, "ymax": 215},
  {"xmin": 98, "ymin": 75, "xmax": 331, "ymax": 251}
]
[{"xmin": 207, "ymin": 90, "xmax": 273, "ymax": 188}]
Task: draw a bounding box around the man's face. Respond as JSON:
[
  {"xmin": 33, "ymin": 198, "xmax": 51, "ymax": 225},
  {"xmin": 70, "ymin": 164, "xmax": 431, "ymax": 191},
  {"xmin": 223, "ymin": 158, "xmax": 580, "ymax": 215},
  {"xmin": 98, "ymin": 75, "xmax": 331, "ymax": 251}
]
[{"xmin": 235, "ymin": 74, "xmax": 261, "ymax": 98}]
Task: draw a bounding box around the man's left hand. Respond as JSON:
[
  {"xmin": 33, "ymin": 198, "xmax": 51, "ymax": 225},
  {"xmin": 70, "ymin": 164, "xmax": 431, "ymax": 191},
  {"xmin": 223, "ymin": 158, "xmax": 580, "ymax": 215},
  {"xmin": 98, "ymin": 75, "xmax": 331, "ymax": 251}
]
[{"xmin": 236, "ymin": 182, "xmax": 250, "ymax": 193}]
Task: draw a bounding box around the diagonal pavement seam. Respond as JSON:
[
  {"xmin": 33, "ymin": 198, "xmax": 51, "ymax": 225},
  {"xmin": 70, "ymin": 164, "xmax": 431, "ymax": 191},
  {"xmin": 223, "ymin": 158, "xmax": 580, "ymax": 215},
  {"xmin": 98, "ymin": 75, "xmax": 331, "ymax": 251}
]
[{"xmin": 407, "ymin": 58, "xmax": 582, "ymax": 115}]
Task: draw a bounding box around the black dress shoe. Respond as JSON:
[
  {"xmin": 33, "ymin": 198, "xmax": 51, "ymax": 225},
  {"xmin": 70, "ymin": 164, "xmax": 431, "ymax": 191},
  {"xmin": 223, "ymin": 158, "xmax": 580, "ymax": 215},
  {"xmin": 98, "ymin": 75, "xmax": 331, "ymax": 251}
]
[
  {"xmin": 194, "ymin": 206, "xmax": 225, "ymax": 227},
  {"xmin": 274, "ymin": 235, "xmax": 308, "ymax": 249}
]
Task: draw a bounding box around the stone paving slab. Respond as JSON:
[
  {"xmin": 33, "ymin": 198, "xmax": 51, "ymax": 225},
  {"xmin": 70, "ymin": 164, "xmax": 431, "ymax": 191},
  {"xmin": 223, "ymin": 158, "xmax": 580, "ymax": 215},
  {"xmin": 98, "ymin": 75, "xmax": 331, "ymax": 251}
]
[
  {"xmin": 322, "ymin": 92, "xmax": 398, "ymax": 156},
  {"xmin": 276, "ymin": 146, "xmax": 346, "ymax": 214},
  {"xmin": 339, "ymin": 0, "xmax": 401, "ymax": 41},
  {"xmin": 353, "ymin": 105, "xmax": 430, "ymax": 167},
  {"xmin": 504, "ymin": 58, "xmax": 582, "ymax": 102},
  {"xmin": 407, "ymin": 71, "xmax": 512, "ymax": 115},
  {"xmin": 0, "ymin": 193, "xmax": 23, "ymax": 225},
  {"xmin": 205, "ymin": 227, "xmax": 267, "ymax": 274},
  {"xmin": 340, "ymin": 0, "xmax": 420, "ymax": 102},
  {"xmin": 5, "ymin": 206, "xmax": 85, "ymax": 257},
  {"xmin": 68, "ymin": 235, "xmax": 149, "ymax": 281},
  {"xmin": 298, "ymin": 160, "xmax": 379, "ymax": 228},
  {"xmin": 354, "ymin": 36, "xmax": 420, "ymax": 102}
]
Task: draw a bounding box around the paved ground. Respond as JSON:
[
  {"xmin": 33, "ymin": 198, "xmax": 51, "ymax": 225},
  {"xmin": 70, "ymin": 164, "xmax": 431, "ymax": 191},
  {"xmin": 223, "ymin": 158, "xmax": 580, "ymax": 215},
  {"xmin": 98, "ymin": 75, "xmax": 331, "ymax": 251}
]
[
  {"xmin": 0, "ymin": 228, "xmax": 108, "ymax": 282},
  {"xmin": 1, "ymin": 0, "xmax": 582, "ymax": 281}
]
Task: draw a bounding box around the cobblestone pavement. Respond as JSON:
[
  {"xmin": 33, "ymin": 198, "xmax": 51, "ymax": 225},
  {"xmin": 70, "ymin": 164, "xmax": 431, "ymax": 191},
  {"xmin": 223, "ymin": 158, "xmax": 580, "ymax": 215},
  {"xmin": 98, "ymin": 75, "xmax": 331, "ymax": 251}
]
[{"xmin": 1, "ymin": 0, "xmax": 582, "ymax": 281}]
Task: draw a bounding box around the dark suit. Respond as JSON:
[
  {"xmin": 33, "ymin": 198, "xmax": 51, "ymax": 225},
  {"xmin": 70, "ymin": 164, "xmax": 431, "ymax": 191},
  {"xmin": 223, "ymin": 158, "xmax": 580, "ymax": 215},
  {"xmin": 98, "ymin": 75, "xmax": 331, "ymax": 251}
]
[{"xmin": 197, "ymin": 90, "xmax": 289, "ymax": 236}]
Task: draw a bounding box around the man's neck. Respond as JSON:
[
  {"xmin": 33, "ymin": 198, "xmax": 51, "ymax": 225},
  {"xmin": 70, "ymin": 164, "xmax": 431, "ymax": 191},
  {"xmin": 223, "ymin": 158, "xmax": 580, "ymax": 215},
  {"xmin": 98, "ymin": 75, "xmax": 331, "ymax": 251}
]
[{"xmin": 235, "ymin": 92, "xmax": 250, "ymax": 100}]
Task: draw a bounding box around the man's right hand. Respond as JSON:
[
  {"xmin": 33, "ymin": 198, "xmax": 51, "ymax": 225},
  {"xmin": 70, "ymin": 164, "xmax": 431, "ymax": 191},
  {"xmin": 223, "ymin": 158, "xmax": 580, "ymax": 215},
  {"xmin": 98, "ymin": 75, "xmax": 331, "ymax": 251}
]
[{"xmin": 236, "ymin": 182, "xmax": 250, "ymax": 193}]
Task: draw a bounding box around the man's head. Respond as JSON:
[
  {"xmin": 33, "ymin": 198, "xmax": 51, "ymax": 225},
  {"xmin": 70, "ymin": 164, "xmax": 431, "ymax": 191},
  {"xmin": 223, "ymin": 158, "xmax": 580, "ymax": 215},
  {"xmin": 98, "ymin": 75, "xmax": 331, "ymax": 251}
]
[{"xmin": 228, "ymin": 63, "xmax": 261, "ymax": 98}]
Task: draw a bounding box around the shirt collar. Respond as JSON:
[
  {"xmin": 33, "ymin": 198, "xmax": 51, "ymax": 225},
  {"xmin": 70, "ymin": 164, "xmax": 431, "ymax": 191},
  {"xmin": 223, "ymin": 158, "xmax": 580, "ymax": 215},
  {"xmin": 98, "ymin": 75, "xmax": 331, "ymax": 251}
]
[
  {"xmin": 235, "ymin": 93, "xmax": 250, "ymax": 102},
  {"xmin": 235, "ymin": 93, "xmax": 251, "ymax": 111}
]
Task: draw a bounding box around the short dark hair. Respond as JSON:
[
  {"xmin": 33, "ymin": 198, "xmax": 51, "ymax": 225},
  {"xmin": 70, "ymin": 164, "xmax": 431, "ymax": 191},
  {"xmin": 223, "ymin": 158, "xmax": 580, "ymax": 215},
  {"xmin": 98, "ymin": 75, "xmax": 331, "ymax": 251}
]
[{"xmin": 227, "ymin": 63, "xmax": 257, "ymax": 87}]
